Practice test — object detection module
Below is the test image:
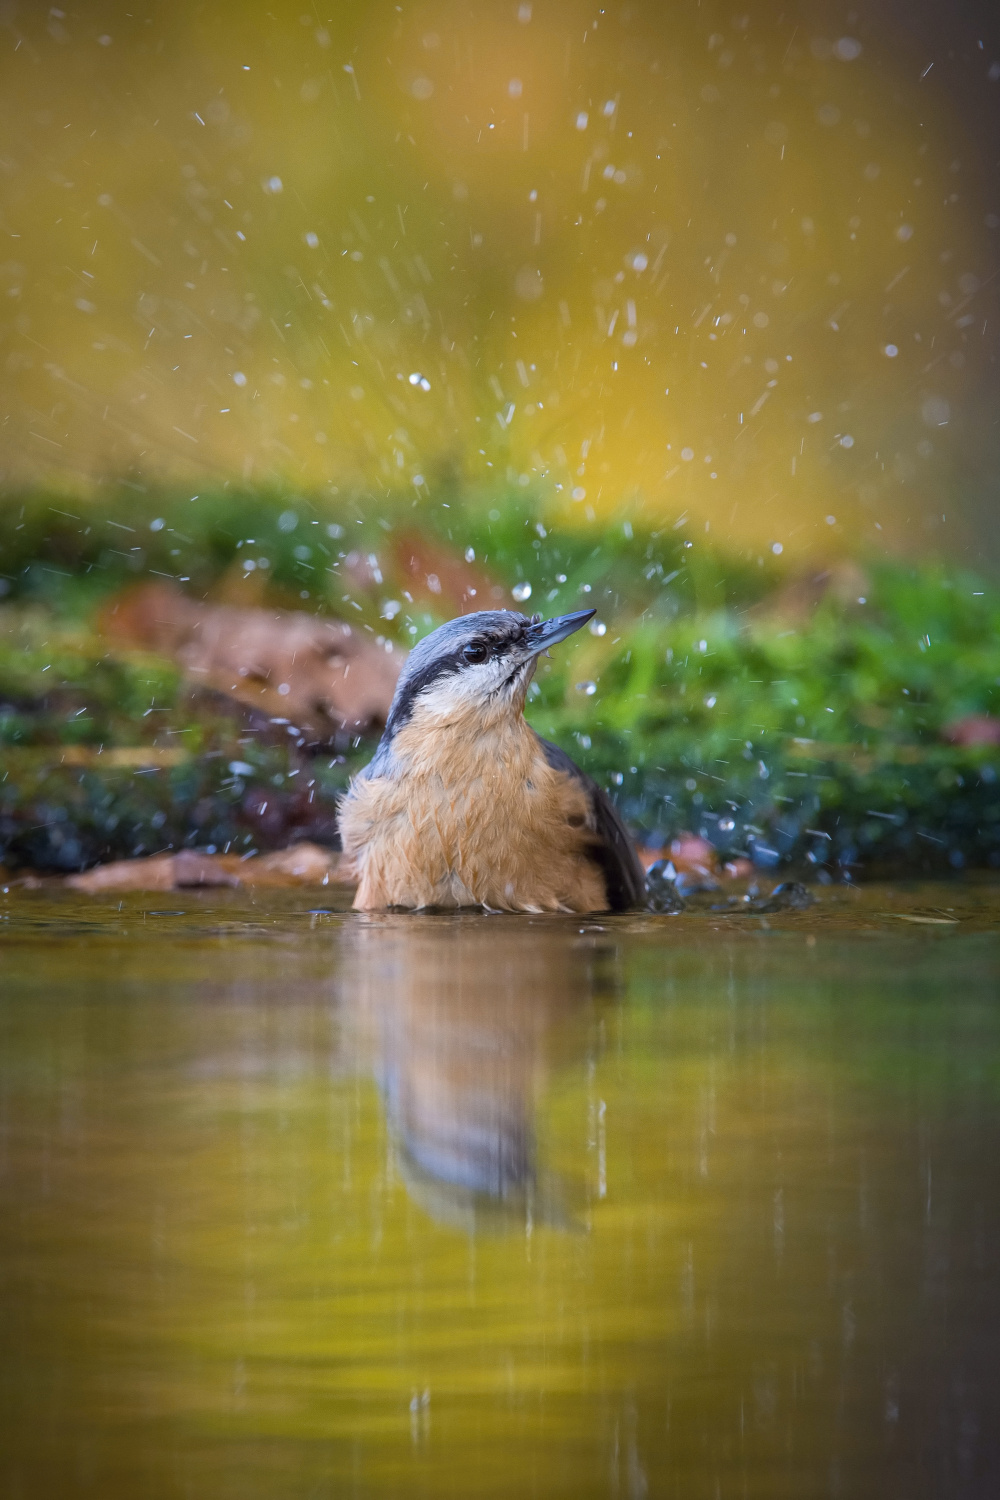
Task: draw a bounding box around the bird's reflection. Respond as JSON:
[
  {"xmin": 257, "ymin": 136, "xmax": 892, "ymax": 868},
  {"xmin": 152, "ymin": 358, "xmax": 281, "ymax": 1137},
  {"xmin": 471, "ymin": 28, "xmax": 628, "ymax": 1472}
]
[{"xmin": 338, "ymin": 916, "xmax": 618, "ymax": 1231}]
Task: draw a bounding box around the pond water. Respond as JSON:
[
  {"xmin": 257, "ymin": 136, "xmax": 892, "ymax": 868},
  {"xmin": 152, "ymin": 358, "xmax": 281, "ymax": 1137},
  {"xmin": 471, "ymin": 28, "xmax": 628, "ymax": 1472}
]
[{"xmin": 1, "ymin": 881, "xmax": 998, "ymax": 1498}]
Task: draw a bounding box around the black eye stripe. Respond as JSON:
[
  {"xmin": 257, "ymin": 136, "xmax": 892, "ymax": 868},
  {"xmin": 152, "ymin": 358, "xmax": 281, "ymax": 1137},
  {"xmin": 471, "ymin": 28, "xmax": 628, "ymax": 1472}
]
[{"xmin": 381, "ymin": 616, "xmax": 531, "ymax": 741}]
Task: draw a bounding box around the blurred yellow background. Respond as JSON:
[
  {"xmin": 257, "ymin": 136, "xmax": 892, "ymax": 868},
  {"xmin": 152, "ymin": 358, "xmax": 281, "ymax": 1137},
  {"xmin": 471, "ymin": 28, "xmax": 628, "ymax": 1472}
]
[{"xmin": 1, "ymin": 0, "xmax": 998, "ymax": 557}]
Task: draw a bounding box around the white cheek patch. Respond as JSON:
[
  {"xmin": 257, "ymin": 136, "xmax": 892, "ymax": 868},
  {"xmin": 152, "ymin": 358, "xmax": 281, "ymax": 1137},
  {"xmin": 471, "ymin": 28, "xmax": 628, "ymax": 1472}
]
[{"xmin": 414, "ymin": 661, "xmax": 508, "ymax": 720}]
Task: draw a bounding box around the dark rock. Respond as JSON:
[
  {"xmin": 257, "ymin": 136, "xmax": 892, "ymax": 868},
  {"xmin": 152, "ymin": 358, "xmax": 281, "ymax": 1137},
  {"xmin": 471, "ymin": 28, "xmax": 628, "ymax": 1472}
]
[
  {"xmin": 750, "ymin": 880, "xmax": 815, "ymax": 913},
  {"xmin": 645, "ymin": 859, "xmax": 686, "ymax": 914},
  {"xmin": 769, "ymin": 880, "xmax": 815, "ymax": 910}
]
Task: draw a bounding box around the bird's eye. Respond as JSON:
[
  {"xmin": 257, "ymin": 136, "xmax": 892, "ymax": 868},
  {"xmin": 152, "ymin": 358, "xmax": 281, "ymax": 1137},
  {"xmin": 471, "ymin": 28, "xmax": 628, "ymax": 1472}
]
[{"xmin": 462, "ymin": 642, "xmax": 488, "ymax": 664}]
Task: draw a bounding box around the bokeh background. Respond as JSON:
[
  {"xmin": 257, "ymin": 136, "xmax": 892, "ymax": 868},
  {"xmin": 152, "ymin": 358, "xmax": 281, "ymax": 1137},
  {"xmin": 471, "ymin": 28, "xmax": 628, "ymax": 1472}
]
[{"xmin": 1, "ymin": 0, "xmax": 999, "ymax": 562}]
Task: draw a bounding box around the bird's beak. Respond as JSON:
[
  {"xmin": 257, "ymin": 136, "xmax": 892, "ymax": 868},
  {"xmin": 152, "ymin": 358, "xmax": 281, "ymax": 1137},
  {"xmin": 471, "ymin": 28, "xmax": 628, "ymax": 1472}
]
[{"xmin": 525, "ymin": 608, "xmax": 596, "ymax": 655}]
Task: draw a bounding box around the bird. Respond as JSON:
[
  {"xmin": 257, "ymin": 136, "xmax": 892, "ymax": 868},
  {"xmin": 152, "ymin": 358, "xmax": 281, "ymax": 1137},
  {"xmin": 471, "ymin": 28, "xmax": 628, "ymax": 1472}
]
[{"xmin": 338, "ymin": 608, "xmax": 647, "ymax": 913}]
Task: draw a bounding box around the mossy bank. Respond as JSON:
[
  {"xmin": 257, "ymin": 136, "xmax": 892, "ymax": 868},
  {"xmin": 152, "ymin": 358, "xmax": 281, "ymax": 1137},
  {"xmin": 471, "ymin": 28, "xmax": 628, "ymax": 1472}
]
[{"xmin": 1, "ymin": 488, "xmax": 997, "ymax": 876}]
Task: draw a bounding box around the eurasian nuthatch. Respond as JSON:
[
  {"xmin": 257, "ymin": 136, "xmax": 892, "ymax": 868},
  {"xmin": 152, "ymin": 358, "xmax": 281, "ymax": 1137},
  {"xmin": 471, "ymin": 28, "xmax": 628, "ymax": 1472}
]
[{"xmin": 338, "ymin": 608, "xmax": 646, "ymax": 912}]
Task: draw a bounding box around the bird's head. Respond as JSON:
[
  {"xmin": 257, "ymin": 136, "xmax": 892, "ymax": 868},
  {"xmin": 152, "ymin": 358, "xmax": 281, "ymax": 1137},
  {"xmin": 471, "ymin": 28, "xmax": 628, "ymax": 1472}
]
[{"xmin": 380, "ymin": 607, "xmax": 595, "ymax": 742}]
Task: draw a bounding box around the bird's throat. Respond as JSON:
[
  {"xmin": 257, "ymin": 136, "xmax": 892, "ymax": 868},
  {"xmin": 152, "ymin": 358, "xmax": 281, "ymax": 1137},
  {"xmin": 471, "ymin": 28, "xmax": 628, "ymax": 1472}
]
[{"xmin": 389, "ymin": 692, "xmax": 533, "ymax": 775}]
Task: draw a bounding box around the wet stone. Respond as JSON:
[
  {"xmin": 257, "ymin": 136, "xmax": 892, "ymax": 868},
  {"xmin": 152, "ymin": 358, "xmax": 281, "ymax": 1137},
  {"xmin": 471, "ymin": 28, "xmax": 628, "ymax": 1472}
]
[{"xmin": 645, "ymin": 859, "xmax": 687, "ymax": 913}]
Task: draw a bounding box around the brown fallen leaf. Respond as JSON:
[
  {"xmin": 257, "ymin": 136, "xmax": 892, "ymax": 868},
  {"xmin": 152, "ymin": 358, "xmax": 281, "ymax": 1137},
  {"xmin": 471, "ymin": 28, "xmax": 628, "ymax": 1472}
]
[
  {"xmin": 252, "ymin": 843, "xmax": 343, "ymax": 883},
  {"xmin": 640, "ymin": 833, "xmax": 718, "ymax": 876},
  {"xmin": 100, "ymin": 582, "xmax": 403, "ymax": 742},
  {"xmin": 639, "ymin": 834, "xmax": 748, "ymax": 882},
  {"xmin": 748, "ymin": 560, "xmax": 871, "ymax": 627},
  {"xmin": 67, "ymin": 853, "xmax": 186, "ymax": 893},
  {"xmin": 393, "ymin": 532, "xmax": 508, "ymax": 614},
  {"xmin": 941, "ymin": 714, "xmax": 1000, "ymax": 748},
  {"xmin": 66, "ymin": 842, "xmax": 349, "ymax": 894}
]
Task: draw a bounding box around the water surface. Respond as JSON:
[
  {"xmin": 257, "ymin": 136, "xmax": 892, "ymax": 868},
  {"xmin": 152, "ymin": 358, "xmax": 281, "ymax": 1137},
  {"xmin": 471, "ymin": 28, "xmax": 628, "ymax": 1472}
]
[{"xmin": 1, "ymin": 881, "xmax": 998, "ymax": 1498}]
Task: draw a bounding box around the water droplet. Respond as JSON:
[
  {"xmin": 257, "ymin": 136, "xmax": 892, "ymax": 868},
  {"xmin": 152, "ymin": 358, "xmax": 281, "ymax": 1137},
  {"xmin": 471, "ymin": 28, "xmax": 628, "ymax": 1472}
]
[{"xmin": 922, "ymin": 395, "xmax": 950, "ymax": 427}]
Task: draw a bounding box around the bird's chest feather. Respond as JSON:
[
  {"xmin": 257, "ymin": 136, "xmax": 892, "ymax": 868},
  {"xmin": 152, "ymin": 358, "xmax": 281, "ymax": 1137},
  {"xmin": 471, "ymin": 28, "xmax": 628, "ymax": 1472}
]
[{"xmin": 339, "ymin": 714, "xmax": 603, "ymax": 911}]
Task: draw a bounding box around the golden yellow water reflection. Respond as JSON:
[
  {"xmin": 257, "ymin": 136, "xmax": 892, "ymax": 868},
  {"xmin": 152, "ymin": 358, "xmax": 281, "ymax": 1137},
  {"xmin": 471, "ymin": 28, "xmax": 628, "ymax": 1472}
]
[
  {"xmin": 1, "ymin": 2, "xmax": 998, "ymax": 555},
  {"xmin": 1, "ymin": 884, "xmax": 998, "ymax": 1496}
]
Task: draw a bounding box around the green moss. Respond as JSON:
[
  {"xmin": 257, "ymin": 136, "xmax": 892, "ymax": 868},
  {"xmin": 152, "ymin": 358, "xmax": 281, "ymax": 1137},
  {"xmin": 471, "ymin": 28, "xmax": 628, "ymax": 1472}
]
[{"xmin": 525, "ymin": 561, "xmax": 1000, "ymax": 873}]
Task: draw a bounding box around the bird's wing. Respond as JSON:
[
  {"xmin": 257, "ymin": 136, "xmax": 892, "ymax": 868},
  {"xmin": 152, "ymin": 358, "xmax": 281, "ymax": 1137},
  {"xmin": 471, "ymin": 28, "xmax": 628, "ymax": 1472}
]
[{"xmin": 535, "ymin": 734, "xmax": 647, "ymax": 911}]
